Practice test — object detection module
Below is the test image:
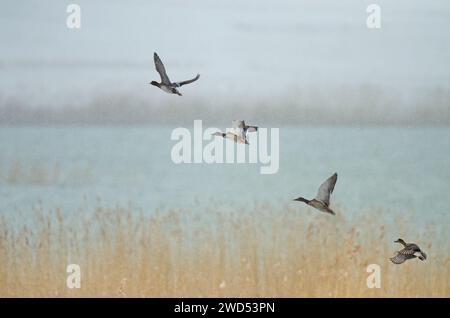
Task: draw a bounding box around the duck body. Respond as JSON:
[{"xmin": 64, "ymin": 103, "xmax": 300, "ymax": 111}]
[
  {"xmin": 150, "ymin": 81, "xmax": 182, "ymax": 95},
  {"xmin": 294, "ymin": 197, "xmax": 335, "ymax": 215},
  {"xmin": 212, "ymin": 132, "xmax": 249, "ymax": 144}
]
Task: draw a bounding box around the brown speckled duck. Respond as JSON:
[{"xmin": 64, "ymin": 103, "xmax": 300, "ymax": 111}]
[{"xmin": 390, "ymin": 239, "xmax": 427, "ymax": 264}]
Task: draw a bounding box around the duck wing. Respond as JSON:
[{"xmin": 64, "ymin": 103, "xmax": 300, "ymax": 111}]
[
  {"xmin": 153, "ymin": 52, "xmax": 171, "ymax": 85},
  {"xmin": 233, "ymin": 120, "xmax": 245, "ymax": 129},
  {"xmin": 175, "ymin": 74, "xmax": 200, "ymax": 87},
  {"xmin": 232, "ymin": 120, "xmax": 247, "ymax": 140},
  {"xmin": 390, "ymin": 253, "xmax": 414, "ymax": 264},
  {"xmin": 245, "ymin": 125, "xmax": 258, "ymax": 133},
  {"xmin": 314, "ymin": 173, "xmax": 338, "ymax": 207},
  {"xmin": 232, "ymin": 120, "xmax": 257, "ymax": 140}
]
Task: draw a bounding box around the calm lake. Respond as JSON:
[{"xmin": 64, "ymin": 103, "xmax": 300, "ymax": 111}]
[{"xmin": 1, "ymin": 126, "xmax": 449, "ymax": 228}]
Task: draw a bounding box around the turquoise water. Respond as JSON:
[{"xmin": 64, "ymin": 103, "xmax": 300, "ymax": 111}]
[{"xmin": 0, "ymin": 126, "xmax": 449, "ymax": 228}]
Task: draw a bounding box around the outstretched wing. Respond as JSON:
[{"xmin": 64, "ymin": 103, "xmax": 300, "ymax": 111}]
[
  {"xmin": 390, "ymin": 249, "xmax": 417, "ymax": 264},
  {"xmin": 232, "ymin": 120, "xmax": 246, "ymax": 140},
  {"xmin": 390, "ymin": 254, "xmax": 408, "ymax": 264},
  {"xmin": 232, "ymin": 120, "xmax": 245, "ymax": 129},
  {"xmin": 175, "ymin": 74, "xmax": 200, "ymax": 87},
  {"xmin": 232, "ymin": 120, "xmax": 257, "ymax": 140},
  {"xmin": 153, "ymin": 52, "xmax": 171, "ymax": 84},
  {"xmin": 314, "ymin": 173, "xmax": 338, "ymax": 206},
  {"xmin": 245, "ymin": 126, "xmax": 258, "ymax": 133}
]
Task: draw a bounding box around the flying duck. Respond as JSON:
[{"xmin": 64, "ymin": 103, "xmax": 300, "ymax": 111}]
[
  {"xmin": 212, "ymin": 120, "xmax": 258, "ymax": 145},
  {"xmin": 390, "ymin": 239, "xmax": 427, "ymax": 264},
  {"xmin": 294, "ymin": 173, "xmax": 338, "ymax": 215},
  {"xmin": 150, "ymin": 52, "xmax": 200, "ymax": 96}
]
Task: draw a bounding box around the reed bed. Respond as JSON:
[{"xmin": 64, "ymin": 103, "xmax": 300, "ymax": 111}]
[
  {"xmin": 0, "ymin": 203, "xmax": 448, "ymax": 297},
  {"xmin": 2, "ymin": 85, "xmax": 450, "ymax": 126}
]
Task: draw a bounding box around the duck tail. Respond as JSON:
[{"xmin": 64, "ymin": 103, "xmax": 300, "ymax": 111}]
[{"xmin": 418, "ymin": 251, "xmax": 427, "ymax": 261}]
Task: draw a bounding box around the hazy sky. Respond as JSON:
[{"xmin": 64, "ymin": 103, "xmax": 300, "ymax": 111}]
[{"xmin": 1, "ymin": 0, "xmax": 449, "ymax": 108}]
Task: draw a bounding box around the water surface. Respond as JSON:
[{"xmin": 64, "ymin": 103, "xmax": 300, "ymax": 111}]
[{"xmin": 1, "ymin": 126, "xmax": 448, "ymax": 228}]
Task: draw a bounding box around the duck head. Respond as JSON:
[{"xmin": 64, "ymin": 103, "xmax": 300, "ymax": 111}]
[
  {"xmin": 294, "ymin": 197, "xmax": 309, "ymax": 204},
  {"xmin": 394, "ymin": 238, "xmax": 406, "ymax": 244},
  {"xmin": 150, "ymin": 81, "xmax": 160, "ymax": 87}
]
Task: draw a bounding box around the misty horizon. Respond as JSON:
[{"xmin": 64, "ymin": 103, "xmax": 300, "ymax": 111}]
[{"xmin": 1, "ymin": 0, "xmax": 450, "ymax": 126}]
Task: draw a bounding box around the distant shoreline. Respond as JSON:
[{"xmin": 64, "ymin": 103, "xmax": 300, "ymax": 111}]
[{"xmin": 1, "ymin": 86, "xmax": 449, "ymax": 126}]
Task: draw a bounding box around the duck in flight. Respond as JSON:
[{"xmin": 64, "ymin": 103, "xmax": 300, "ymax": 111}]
[
  {"xmin": 390, "ymin": 239, "xmax": 427, "ymax": 264},
  {"xmin": 294, "ymin": 173, "xmax": 338, "ymax": 215},
  {"xmin": 212, "ymin": 120, "xmax": 258, "ymax": 145},
  {"xmin": 150, "ymin": 52, "xmax": 200, "ymax": 96}
]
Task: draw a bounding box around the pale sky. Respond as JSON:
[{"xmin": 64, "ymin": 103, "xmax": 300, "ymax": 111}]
[{"xmin": 0, "ymin": 0, "xmax": 449, "ymax": 115}]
